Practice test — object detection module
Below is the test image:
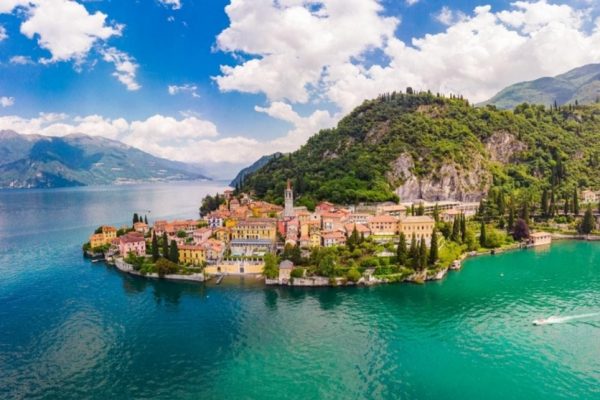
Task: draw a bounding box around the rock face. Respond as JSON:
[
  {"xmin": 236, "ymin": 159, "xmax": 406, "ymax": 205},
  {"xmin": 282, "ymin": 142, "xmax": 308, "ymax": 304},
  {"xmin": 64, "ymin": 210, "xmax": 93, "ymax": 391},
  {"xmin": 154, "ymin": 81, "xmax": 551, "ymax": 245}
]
[
  {"xmin": 388, "ymin": 152, "xmax": 491, "ymax": 202},
  {"xmin": 485, "ymin": 131, "xmax": 527, "ymax": 163}
]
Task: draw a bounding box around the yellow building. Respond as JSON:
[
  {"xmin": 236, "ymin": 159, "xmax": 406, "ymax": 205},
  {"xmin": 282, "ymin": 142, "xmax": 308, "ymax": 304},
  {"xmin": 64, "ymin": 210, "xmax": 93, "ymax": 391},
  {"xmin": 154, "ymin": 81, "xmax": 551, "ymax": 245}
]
[
  {"xmin": 205, "ymin": 260, "xmax": 265, "ymax": 275},
  {"xmin": 231, "ymin": 219, "xmax": 276, "ymax": 241},
  {"xmin": 398, "ymin": 216, "xmax": 435, "ymax": 243},
  {"xmin": 368, "ymin": 215, "xmax": 398, "ymax": 236},
  {"xmin": 178, "ymin": 245, "xmax": 206, "ymax": 266},
  {"xmin": 309, "ymin": 231, "xmax": 321, "ymax": 248},
  {"xmin": 89, "ymin": 225, "xmax": 117, "ymax": 249},
  {"xmin": 214, "ymin": 227, "xmax": 230, "ymax": 243}
]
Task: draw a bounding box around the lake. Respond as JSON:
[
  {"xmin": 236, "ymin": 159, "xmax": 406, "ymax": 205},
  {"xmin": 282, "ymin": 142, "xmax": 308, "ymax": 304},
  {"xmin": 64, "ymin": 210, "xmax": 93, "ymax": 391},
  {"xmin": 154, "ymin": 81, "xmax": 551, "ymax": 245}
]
[{"xmin": 0, "ymin": 182, "xmax": 598, "ymax": 399}]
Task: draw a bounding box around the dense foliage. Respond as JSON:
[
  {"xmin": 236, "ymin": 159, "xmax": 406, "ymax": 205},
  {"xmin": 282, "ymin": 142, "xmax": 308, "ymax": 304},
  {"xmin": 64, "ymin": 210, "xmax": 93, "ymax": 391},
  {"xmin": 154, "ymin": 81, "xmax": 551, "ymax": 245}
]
[{"xmin": 241, "ymin": 92, "xmax": 600, "ymax": 205}]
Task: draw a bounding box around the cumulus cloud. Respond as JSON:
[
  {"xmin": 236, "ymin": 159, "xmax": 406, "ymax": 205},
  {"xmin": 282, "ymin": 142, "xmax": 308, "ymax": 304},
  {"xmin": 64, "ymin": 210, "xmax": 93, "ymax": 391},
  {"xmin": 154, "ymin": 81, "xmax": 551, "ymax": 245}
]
[
  {"xmin": 0, "ymin": 103, "xmax": 336, "ymax": 166},
  {"xmin": 0, "ymin": 0, "xmax": 139, "ymax": 90},
  {"xmin": 0, "ymin": 97, "xmax": 15, "ymax": 107},
  {"xmin": 434, "ymin": 6, "xmax": 467, "ymax": 26},
  {"xmin": 214, "ymin": 0, "xmax": 398, "ymax": 104},
  {"xmin": 159, "ymin": 0, "xmax": 181, "ymax": 10},
  {"xmin": 215, "ymin": 0, "xmax": 600, "ymax": 112},
  {"xmin": 405, "ymin": 0, "xmax": 420, "ymax": 6},
  {"xmin": 18, "ymin": 0, "xmax": 122, "ymax": 64},
  {"xmin": 0, "ymin": 25, "xmax": 7, "ymax": 41},
  {"xmin": 9, "ymin": 55, "xmax": 35, "ymax": 65},
  {"xmin": 100, "ymin": 47, "xmax": 141, "ymax": 91},
  {"xmin": 168, "ymin": 84, "xmax": 200, "ymax": 97}
]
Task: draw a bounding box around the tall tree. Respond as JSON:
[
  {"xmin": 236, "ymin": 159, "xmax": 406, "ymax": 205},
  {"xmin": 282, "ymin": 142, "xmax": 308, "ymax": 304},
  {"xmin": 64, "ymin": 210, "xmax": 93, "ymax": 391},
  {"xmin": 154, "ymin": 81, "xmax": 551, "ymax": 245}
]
[
  {"xmin": 451, "ymin": 217, "xmax": 461, "ymax": 243},
  {"xmin": 133, "ymin": 213, "xmax": 139, "ymax": 225},
  {"xmin": 507, "ymin": 205, "xmax": 515, "ymax": 233},
  {"xmin": 151, "ymin": 233, "xmax": 159, "ymax": 262},
  {"xmin": 479, "ymin": 221, "xmax": 487, "ymax": 248},
  {"xmin": 144, "ymin": 215, "xmax": 148, "ymax": 225},
  {"xmin": 419, "ymin": 239, "xmax": 428, "ymax": 270},
  {"xmin": 521, "ymin": 202, "xmax": 530, "ymax": 224},
  {"xmin": 409, "ymin": 234, "xmax": 418, "ymax": 269},
  {"xmin": 397, "ymin": 232, "xmax": 407, "ymax": 266},
  {"xmin": 579, "ymin": 205, "xmax": 594, "ymax": 234},
  {"xmin": 460, "ymin": 214, "xmax": 467, "ymax": 243},
  {"xmin": 433, "ymin": 203, "xmax": 440, "ymax": 223},
  {"xmin": 428, "ymin": 229, "xmax": 438, "ymax": 266},
  {"xmin": 162, "ymin": 232, "xmax": 169, "ymax": 259},
  {"xmin": 573, "ymin": 188, "xmax": 580, "ymax": 215},
  {"xmin": 169, "ymin": 240, "xmax": 179, "ymax": 264},
  {"xmin": 564, "ymin": 197, "xmax": 570, "ymax": 215}
]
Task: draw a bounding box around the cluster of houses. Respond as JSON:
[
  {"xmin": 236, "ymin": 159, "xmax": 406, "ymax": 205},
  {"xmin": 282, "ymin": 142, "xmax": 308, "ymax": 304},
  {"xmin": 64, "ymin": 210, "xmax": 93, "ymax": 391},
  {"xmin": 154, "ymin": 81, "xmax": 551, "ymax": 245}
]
[{"xmin": 89, "ymin": 180, "xmax": 555, "ymax": 276}]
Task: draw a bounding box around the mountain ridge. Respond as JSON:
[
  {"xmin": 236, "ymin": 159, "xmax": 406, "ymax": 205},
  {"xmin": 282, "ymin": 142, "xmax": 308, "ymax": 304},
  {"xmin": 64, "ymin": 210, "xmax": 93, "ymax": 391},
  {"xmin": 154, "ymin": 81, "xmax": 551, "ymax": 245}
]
[
  {"xmin": 0, "ymin": 130, "xmax": 209, "ymax": 189},
  {"xmin": 482, "ymin": 63, "xmax": 600, "ymax": 109},
  {"xmin": 240, "ymin": 91, "xmax": 600, "ymax": 207}
]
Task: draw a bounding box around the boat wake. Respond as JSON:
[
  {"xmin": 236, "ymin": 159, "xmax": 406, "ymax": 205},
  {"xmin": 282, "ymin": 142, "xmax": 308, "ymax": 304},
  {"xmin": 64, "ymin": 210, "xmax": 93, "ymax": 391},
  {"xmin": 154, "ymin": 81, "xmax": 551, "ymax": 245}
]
[{"xmin": 533, "ymin": 312, "xmax": 600, "ymax": 326}]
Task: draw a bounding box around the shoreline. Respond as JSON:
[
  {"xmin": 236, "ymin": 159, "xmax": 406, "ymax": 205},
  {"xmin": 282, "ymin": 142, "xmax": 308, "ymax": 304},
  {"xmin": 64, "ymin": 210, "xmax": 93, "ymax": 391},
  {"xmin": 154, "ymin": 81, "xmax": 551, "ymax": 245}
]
[{"xmin": 88, "ymin": 238, "xmax": 566, "ymax": 288}]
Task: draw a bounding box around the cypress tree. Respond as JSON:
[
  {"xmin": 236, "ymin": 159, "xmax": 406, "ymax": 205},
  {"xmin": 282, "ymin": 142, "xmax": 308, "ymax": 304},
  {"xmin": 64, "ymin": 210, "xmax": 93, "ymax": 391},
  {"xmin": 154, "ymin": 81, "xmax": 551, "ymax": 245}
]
[
  {"xmin": 428, "ymin": 229, "xmax": 438, "ymax": 266},
  {"xmin": 417, "ymin": 203, "xmax": 425, "ymax": 216},
  {"xmin": 162, "ymin": 232, "xmax": 169, "ymax": 259},
  {"xmin": 573, "ymin": 188, "xmax": 580, "ymax": 215},
  {"xmin": 521, "ymin": 202, "xmax": 530, "ymax": 224},
  {"xmin": 397, "ymin": 232, "xmax": 407, "ymax": 265},
  {"xmin": 579, "ymin": 205, "xmax": 594, "ymax": 234},
  {"xmin": 479, "ymin": 221, "xmax": 487, "ymax": 248},
  {"xmin": 419, "ymin": 239, "xmax": 428, "ymax": 270},
  {"xmin": 151, "ymin": 233, "xmax": 159, "ymax": 262},
  {"xmin": 460, "ymin": 214, "xmax": 467, "ymax": 243},
  {"xmin": 409, "ymin": 234, "xmax": 418, "ymax": 269},
  {"xmin": 133, "ymin": 213, "xmax": 139, "ymax": 225},
  {"xmin": 144, "ymin": 215, "xmax": 148, "ymax": 225},
  {"xmin": 451, "ymin": 217, "xmax": 460, "ymax": 243},
  {"xmin": 564, "ymin": 197, "xmax": 570, "ymax": 215},
  {"xmin": 433, "ymin": 203, "xmax": 440, "ymax": 223},
  {"xmin": 169, "ymin": 240, "xmax": 179, "ymax": 264},
  {"xmin": 508, "ymin": 206, "xmax": 515, "ymax": 233}
]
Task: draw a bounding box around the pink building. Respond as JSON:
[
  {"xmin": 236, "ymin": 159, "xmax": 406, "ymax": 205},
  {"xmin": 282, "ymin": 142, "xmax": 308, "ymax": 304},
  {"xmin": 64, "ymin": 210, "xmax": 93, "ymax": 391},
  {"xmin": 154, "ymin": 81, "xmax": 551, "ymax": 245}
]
[
  {"xmin": 193, "ymin": 227, "xmax": 212, "ymax": 244},
  {"xmin": 118, "ymin": 232, "xmax": 146, "ymax": 257}
]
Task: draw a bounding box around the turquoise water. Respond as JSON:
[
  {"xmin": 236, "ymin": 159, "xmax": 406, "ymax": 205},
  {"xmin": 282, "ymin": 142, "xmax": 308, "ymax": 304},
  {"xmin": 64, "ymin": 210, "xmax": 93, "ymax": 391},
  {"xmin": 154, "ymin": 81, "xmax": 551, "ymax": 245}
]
[{"xmin": 1, "ymin": 183, "xmax": 599, "ymax": 399}]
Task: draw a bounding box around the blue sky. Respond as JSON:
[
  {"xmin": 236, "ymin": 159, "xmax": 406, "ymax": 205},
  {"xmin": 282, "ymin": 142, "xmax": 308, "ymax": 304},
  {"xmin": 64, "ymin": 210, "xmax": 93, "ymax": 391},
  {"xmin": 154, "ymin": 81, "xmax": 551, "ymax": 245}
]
[{"xmin": 1, "ymin": 0, "xmax": 600, "ymax": 177}]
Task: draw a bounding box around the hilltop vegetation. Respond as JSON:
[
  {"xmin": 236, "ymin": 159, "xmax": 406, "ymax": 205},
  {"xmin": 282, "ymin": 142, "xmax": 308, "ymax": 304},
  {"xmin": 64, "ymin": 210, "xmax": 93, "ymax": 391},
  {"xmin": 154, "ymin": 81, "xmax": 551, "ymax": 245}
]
[{"xmin": 241, "ymin": 91, "xmax": 600, "ymax": 208}]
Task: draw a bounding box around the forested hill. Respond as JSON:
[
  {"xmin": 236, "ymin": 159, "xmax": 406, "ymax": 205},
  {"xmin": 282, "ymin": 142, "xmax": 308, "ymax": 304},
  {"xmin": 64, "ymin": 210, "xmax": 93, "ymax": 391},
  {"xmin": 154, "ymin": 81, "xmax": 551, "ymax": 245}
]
[{"xmin": 240, "ymin": 91, "xmax": 600, "ymax": 209}]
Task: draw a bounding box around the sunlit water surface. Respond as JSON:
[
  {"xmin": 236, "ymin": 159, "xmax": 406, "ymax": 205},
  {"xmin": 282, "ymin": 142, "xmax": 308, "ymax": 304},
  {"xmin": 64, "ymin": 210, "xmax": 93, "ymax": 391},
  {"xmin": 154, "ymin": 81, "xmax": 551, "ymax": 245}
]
[{"xmin": 0, "ymin": 182, "xmax": 598, "ymax": 399}]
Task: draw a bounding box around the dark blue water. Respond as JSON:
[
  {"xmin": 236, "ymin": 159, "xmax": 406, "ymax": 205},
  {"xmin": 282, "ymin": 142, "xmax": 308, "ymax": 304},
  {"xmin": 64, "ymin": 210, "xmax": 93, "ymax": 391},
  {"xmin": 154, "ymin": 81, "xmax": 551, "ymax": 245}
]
[{"xmin": 1, "ymin": 183, "xmax": 599, "ymax": 399}]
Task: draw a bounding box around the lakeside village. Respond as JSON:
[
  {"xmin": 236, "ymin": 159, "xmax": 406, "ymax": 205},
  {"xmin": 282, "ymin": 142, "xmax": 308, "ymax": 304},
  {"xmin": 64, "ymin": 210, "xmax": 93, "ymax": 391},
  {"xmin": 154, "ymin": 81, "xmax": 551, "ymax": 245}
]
[{"xmin": 83, "ymin": 181, "xmax": 600, "ymax": 287}]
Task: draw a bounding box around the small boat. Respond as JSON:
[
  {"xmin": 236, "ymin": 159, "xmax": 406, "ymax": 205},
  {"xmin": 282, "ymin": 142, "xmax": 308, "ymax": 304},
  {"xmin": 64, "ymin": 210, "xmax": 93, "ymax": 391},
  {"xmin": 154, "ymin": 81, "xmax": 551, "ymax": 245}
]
[{"xmin": 533, "ymin": 316, "xmax": 559, "ymax": 325}]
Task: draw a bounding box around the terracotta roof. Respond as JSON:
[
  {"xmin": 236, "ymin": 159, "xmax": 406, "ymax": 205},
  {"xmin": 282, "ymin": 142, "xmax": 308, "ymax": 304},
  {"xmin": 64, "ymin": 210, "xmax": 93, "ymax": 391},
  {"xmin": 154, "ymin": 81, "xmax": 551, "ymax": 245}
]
[
  {"xmin": 368, "ymin": 215, "xmax": 398, "ymax": 223},
  {"xmin": 400, "ymin": 216, "xmax": 435, "ymax": 223}
]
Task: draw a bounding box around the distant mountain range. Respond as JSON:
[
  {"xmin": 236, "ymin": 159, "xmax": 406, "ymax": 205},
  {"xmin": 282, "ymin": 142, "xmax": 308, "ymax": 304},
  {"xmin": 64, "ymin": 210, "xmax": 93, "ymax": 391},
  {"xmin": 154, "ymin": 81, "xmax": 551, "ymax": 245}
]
[
  {"xmin": 230, "ymin": 152, "xmax": 282, "ymax": 187},
  {"xmin": 482, "ymin": 63, "xmax": 600, "ymax": 109},
  {"xmin": 0, "ymin": 130, "xmax": 209, "ymax": 189}
]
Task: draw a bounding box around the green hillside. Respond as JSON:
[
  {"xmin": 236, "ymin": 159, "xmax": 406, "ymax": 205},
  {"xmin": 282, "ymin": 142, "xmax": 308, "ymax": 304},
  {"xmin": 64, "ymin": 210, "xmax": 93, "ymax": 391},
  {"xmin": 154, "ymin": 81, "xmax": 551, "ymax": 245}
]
[
  {"xmin": 240, "ymin": 91, "xmax": 600, "ymax": 209},
  {"xmin": 482, "ymin": 64, "xmax": 600, "ymax": 109}
]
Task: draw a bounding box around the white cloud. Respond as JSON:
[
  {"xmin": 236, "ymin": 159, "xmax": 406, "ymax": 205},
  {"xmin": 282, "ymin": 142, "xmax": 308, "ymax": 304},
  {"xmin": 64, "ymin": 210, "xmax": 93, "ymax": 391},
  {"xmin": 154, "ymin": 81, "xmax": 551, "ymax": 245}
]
[
  {"xmin": 0, "ymin": 97, "xmax": 15, "ymax": 107},
  {"xmin": 214, "ymin": 0, "xmax": 398, "ymax": 104},
  {"xmin": 255, "ymin": 101, "xmax": 337, "ymax": 150},
  {"xmin": 1, "ymin": 0, "xmax": 139, "ymax": 91},
  {"xmin": 168, "ymin": 84, "xmax": 200, "ymax": 98},
  {"xmin": 0, "ymin": 102, "xmax": 336, "ymax": 166},
  {"xmin": 215, "ymin": 0, "xmax": 600, "ymax": 113},
  {"xmin": 0, "ymin": 25, "xmax": 7, "ymax": 41},
  {"xmin": 159, "ymin": 0, "xmax": 181, "ymax": 10},
  {"xmin": 100, "ymin": 47, "xmax": 141, "ymax": 91},
  {"xmin": 9, "ymin": 55, "xmax": 35, "ymax": 65},
  {"xmin": 18, "ymin": 0, "xmax": 122, "ymax": 64},
  {"xmin": 405, "ymin": 0, "xmax": 420, "ymax": 6},
  {"xmin": 434, "ymin": 6, "xmax": 467, "ymax": 26}
]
